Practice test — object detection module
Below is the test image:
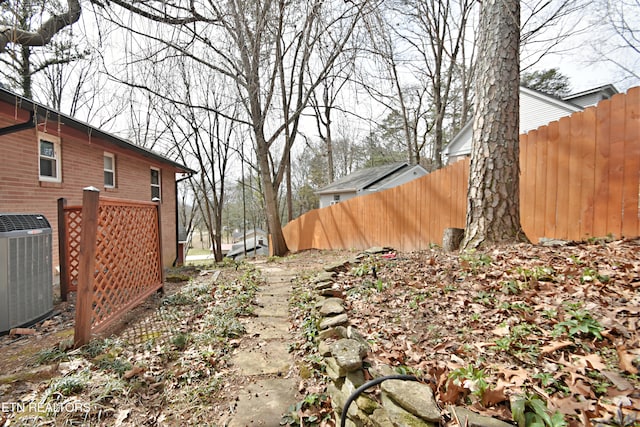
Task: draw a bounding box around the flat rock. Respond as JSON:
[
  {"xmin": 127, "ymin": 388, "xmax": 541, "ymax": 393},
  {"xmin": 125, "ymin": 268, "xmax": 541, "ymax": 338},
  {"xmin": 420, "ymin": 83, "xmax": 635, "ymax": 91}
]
[
  {"xmin": 331, "ymin": 339, "xmax": 365, "ymax": 372},
  {"xmin": 241, "ymin": 317, "xmax": 290, "ymax": 340},
  {"xmin": 231, "ymin": 340, "xmax": 292, "ymax": 376},
  {"xmin": 320, "ymin": 298, "xmax": 345, "ymax": 315},
  {"xmin": 320, "ymin": 313, "xmax": 348, "ymax": 330},
  {"xmin": 324, "ymin": 261, "xmax": 350, "ymax": 272},
  {"xmin": 364, "ymin": 246, "xmax": 393, "ymax": 254},
  {"xmin": 319, "ymin": 325, "xmax": 348, "ymax": 340},
  {"xmin": 314, "ymin": 280, "xmax": 334, "ymax": 290},
  {"xmin": 356, "ymin": 394, "xmax": 379, "ymax": 415},
  {"xmin": 371, "ymin": 408, "xmax": 395, "ymax": 427},
  {"xmin": 314, "ymin": 271, "xmax": 336, "ymax": 283},
  {"xmin": 381, "ymin": 380, "xmax": 440, "ymax": 422},
  {"xmin": 381, "ymin": 393, "xmax": 436, "ymax": 426},
  {"xmin": 318, "ymin": 340, "xmax": 333, "ymax": 357},
  {"xmin": 451, "ymin": 407, "xmax": 514, "ymax": 427},
  {"xmin": 320, "ymin": 288, "xmax": 345, "ymax": 298},
  {"xmin": 228, "ymin": 377, "xmax": 298, "ymax": 427}
]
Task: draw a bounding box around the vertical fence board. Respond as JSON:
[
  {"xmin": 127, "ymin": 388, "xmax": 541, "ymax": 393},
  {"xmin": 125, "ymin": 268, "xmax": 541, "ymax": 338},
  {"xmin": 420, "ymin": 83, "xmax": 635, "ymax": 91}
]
[
  {"xmin": 419, "ymin": 175, "xmax": 431, "ymax": 248},
  {"xmin": 442, "ymin": 165, "xmax": 452, "ymax": 244},
  {"xmin": 593, "ymin": 99, "xmax": 612, "ymax": 237},
  {"xmin": 622, "ymin": 87, "xmax": 640, "ymax": 237},
  {"xmin": 555, "ymin": 116, "xmax": 572, "ymax": 238},
  {"xmin": 432, "ymin": 170, "xmax": 443, "ymax": 244},
  {"xmin": 391, "ymin": 187, "xmax": 403, "ymax": 249},
  {"xmin": 567, "ymin": 112, "xmax": 584, "ymax": 240},
  {"xmin": 544, "ymin": 121, "xmax": 560, "ymax": 238},
  {"xmin": 607, "ymin": 94, "xmax": 626, "ymax": 236},
  {"xmin": 579, "ymin": 107, "xmax": 597, "ymax": 238},
  {"xmin": 523, "ymin": 130, "xmax": 537, "ymax": 237},
  {"xmin": 534, "ymin": 126, "xmax": 549, "ymax": 241},
  {"xmin": 534, "ymin": 127, "xmax": 548, "ymax": 239}
]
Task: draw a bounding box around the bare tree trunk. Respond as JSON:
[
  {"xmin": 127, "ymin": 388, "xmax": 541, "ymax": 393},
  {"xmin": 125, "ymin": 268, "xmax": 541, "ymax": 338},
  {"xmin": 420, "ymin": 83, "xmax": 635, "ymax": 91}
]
[{"xmin": 462, "ymin": 0, "xmax": 527, "ymax": 249}]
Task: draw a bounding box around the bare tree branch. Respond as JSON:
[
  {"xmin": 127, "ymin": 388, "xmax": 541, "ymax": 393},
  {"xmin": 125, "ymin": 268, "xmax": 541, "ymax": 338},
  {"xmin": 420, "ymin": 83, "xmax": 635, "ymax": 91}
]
[{"xmin": 0, "ymin": 0, "xmax": 82, "ymax": 52}]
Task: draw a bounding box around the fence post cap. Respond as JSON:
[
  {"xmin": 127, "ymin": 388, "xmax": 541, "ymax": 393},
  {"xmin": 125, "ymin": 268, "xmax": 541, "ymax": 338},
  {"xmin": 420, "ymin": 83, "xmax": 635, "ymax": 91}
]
[{"xmin": 83, "ymin": 186, "xmax": 100, "ymax": 192}]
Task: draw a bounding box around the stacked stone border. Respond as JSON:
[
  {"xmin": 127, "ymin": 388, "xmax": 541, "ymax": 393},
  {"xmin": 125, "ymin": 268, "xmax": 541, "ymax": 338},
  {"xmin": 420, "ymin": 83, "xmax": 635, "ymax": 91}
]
[{"xmin": 312, "ymin": 248, "xmax": 513, "ymax": 427}]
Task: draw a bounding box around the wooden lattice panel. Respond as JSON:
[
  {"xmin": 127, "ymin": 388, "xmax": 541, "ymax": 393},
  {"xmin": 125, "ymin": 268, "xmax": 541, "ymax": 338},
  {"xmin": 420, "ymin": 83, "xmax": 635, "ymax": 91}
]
[
  {"xmin": 64, "ymin": 207, "xmax": 82, "ymax": 293},
  {"xmin": 90, "ymin": 198, "xmax": 163, "ymax": 333}
]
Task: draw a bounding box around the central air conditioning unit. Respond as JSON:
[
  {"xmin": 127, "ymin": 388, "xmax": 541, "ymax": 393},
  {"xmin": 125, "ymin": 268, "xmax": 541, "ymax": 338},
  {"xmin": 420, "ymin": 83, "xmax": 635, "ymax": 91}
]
[{"xmin": 0, "ymin": 213, "xmax": 53, "ymax": 334}]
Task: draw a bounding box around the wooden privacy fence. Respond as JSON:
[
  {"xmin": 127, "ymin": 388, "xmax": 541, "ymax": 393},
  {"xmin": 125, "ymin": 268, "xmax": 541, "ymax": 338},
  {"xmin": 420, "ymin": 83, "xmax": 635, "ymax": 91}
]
[
  {"xmin": 283, "ymin": 86, "xmax": 640, "ymax": 252},
  {"xmin": 58, "ymin": 188, "xmax": 164, "ymax": 347}
]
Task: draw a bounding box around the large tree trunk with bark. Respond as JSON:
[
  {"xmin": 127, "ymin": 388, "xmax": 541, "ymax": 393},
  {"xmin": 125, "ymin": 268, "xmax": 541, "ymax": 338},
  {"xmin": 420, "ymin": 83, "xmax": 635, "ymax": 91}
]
[
  {"xmin": 462, "ymin": 0, "xmax": 527, "ymax": 249},
  {"xmin": 254, "ymin": 131, "xmax": 289, "ymax": 257}
]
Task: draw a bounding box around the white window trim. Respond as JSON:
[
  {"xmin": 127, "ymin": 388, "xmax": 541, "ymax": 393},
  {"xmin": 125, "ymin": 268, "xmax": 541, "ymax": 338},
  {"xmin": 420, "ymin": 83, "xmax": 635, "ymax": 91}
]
[
  {"xmin": 104, "ymin": 152, "xmax": 116, "ymax": 188},
  {"xmin": 38, "ymin": 133, "xmax": 62, "ymax": 183},
  {"xmin": 151, "ymin": 167, "xmax": 161, "ymax": 201}
]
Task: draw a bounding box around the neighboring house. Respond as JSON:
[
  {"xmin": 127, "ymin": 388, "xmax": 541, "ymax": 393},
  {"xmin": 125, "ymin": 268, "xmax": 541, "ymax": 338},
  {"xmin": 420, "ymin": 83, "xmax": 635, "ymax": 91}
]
[
  {"xmin": 443, "ymin": 84, "xmax": 618, "ymax": 164},
  {"xmin": 232, "ymin": 227, "xmax": 268, "ymax": 244},
  {"xmin": 316, "ymin": 162, "xmax": 429, "ymax": 208},
  {"xmin": 0, "ymin": 87, "xmax": 195, "ymax": 272}
]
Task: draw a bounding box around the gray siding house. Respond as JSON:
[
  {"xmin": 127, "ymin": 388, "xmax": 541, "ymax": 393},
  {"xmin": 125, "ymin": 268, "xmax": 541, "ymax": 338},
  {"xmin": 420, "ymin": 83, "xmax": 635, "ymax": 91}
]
[
  {"xmin": 316, "ymin": 162, "xmax": 428, "ymax": 209},
  {"xmin": 443, "ymin": 85, "xmax": 618, "ymax": 164}
]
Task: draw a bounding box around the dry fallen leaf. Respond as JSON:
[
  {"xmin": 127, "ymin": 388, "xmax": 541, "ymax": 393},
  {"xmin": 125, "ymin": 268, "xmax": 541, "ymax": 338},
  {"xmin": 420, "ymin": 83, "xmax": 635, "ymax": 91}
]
[
  {"xmin": 540, "ymin": 340, "xmax": 574, "ymax": 355},
  {"xmin": 482, "ymin": 386, "xmax": 508, "ymax": 407},
  {"xmin": 616, "ymin": 345, "xmax": 639, "ymax": 374},
  {"xmin": 601, "ymin": 370, "xmax": 634, "ymax": 391},
  {"xmin": 124, "ymin": 365, "xmax": 145, "ymax": 379}
]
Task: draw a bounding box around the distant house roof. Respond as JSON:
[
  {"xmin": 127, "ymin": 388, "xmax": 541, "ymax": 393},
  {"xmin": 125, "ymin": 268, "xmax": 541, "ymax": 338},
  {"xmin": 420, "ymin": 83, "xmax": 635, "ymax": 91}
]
[
  {"xmin": 317, "ymin": 162, "xmax": 417, "ymax": 195},
  {"xmin": 0, "ymin": 87, "xmax": 196, "ymax": 174},
  {"xmin": 562, "ymin": 84, "xmax": 618, "ymax": 108}
]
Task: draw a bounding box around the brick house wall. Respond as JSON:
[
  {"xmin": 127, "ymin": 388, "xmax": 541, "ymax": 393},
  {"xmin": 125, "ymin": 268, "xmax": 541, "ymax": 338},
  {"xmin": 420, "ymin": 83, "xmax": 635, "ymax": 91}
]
[{"xmin": 0, "ymin": 98, "xmax": 191, "ymax": 274}]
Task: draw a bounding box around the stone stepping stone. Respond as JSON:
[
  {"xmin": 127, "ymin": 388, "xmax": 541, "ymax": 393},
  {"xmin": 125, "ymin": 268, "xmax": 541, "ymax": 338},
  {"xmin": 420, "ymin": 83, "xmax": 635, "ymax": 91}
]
[
  {"xmin": 227, "ymin": 377, "xmax": 298, "ymax": 427},
  {"xmin": 231, "ymin": 340, "xmax": 292, "ymax": 376}
]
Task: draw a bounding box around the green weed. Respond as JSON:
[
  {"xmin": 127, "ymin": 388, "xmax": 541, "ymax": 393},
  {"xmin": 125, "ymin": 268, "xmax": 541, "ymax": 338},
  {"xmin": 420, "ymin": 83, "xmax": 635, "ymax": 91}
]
[
  {"xmin": 554, "ymin": 304, "xmax": 603, "ymax": 340},
  {"xmin": 449, "ymin": 364, "xmax": 489, "ymax": 397},
  {"xmin": 511, "ymin": 393, "xmax": 568, "ymax": 427}
]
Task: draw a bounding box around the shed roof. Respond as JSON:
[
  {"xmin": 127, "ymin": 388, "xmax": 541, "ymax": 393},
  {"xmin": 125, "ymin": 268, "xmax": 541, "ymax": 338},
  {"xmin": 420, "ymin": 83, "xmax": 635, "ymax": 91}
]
[
  {"xmin": 316, "ymin": 162, "xmax": 410, "ymax": 195},
  {"xmin": 0, "ymin": 87, "xmax": 195, "ymax": 174}
]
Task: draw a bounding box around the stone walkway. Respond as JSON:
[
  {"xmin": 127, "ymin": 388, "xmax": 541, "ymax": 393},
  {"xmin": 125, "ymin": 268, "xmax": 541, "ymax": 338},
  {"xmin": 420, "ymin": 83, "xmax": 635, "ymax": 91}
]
[{"xmin": 226, "ymin": 261, "xmax": 300, "ymax": 427}]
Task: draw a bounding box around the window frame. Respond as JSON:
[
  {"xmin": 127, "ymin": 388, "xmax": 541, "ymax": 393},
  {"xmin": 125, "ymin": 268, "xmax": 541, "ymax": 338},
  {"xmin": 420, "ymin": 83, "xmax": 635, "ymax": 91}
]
[
  {"xmin": 38, "ymin": 133, "xmax": 62, "ymax": 183},
  {"xmin": 150, "ymin": 167, "xmax": 161, "ymax": 201},
  {"xmin": 103, "ymin": 152, "xmax": 116, "ymax": 188}
]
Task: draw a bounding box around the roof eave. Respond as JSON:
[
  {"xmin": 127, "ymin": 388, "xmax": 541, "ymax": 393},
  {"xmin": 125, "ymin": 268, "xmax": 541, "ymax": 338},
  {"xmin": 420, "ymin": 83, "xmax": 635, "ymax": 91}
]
[{"xmin": 0, "ymin": 88, "xmax": 196, "ymax": 174}]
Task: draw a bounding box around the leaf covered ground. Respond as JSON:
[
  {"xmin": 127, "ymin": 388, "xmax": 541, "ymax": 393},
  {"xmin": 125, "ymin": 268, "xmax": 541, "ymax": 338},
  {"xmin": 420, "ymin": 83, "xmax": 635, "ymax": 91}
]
[{"xmin": 290, "ymin": 238, "xmax": 640, "ymax": 426}]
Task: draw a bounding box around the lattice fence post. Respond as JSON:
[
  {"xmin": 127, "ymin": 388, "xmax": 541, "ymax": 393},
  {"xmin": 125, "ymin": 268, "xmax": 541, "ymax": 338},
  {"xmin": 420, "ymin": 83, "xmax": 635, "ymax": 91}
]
[
  {"xmin": 74, "ymin": 187, "xmax": 100, "ymax": 348},
  {"xmin": 57, "ymin": 198, "xmax": 69, "ymax": 302},
  {"xmin": 153, "ymin": 197, "xmax": 165, "ymax": 287}
]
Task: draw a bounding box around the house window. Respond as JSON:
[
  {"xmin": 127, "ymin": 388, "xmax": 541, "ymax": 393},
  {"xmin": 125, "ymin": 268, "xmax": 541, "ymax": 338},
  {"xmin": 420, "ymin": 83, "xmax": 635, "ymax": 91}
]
[
  {"xmin": 104, "ymin": 153, "xmax": 115, "ymax": 188},
  {"xmin": 38, "ymin": 134, "xmax": 61, "ymax": 182},
  {"xmin": 330, "ymin": 194, "xmax": 340, "ymax": 206},
  {"xmin": 151, "ymin": 167, "xmax": 161, "ymax": 201}
]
